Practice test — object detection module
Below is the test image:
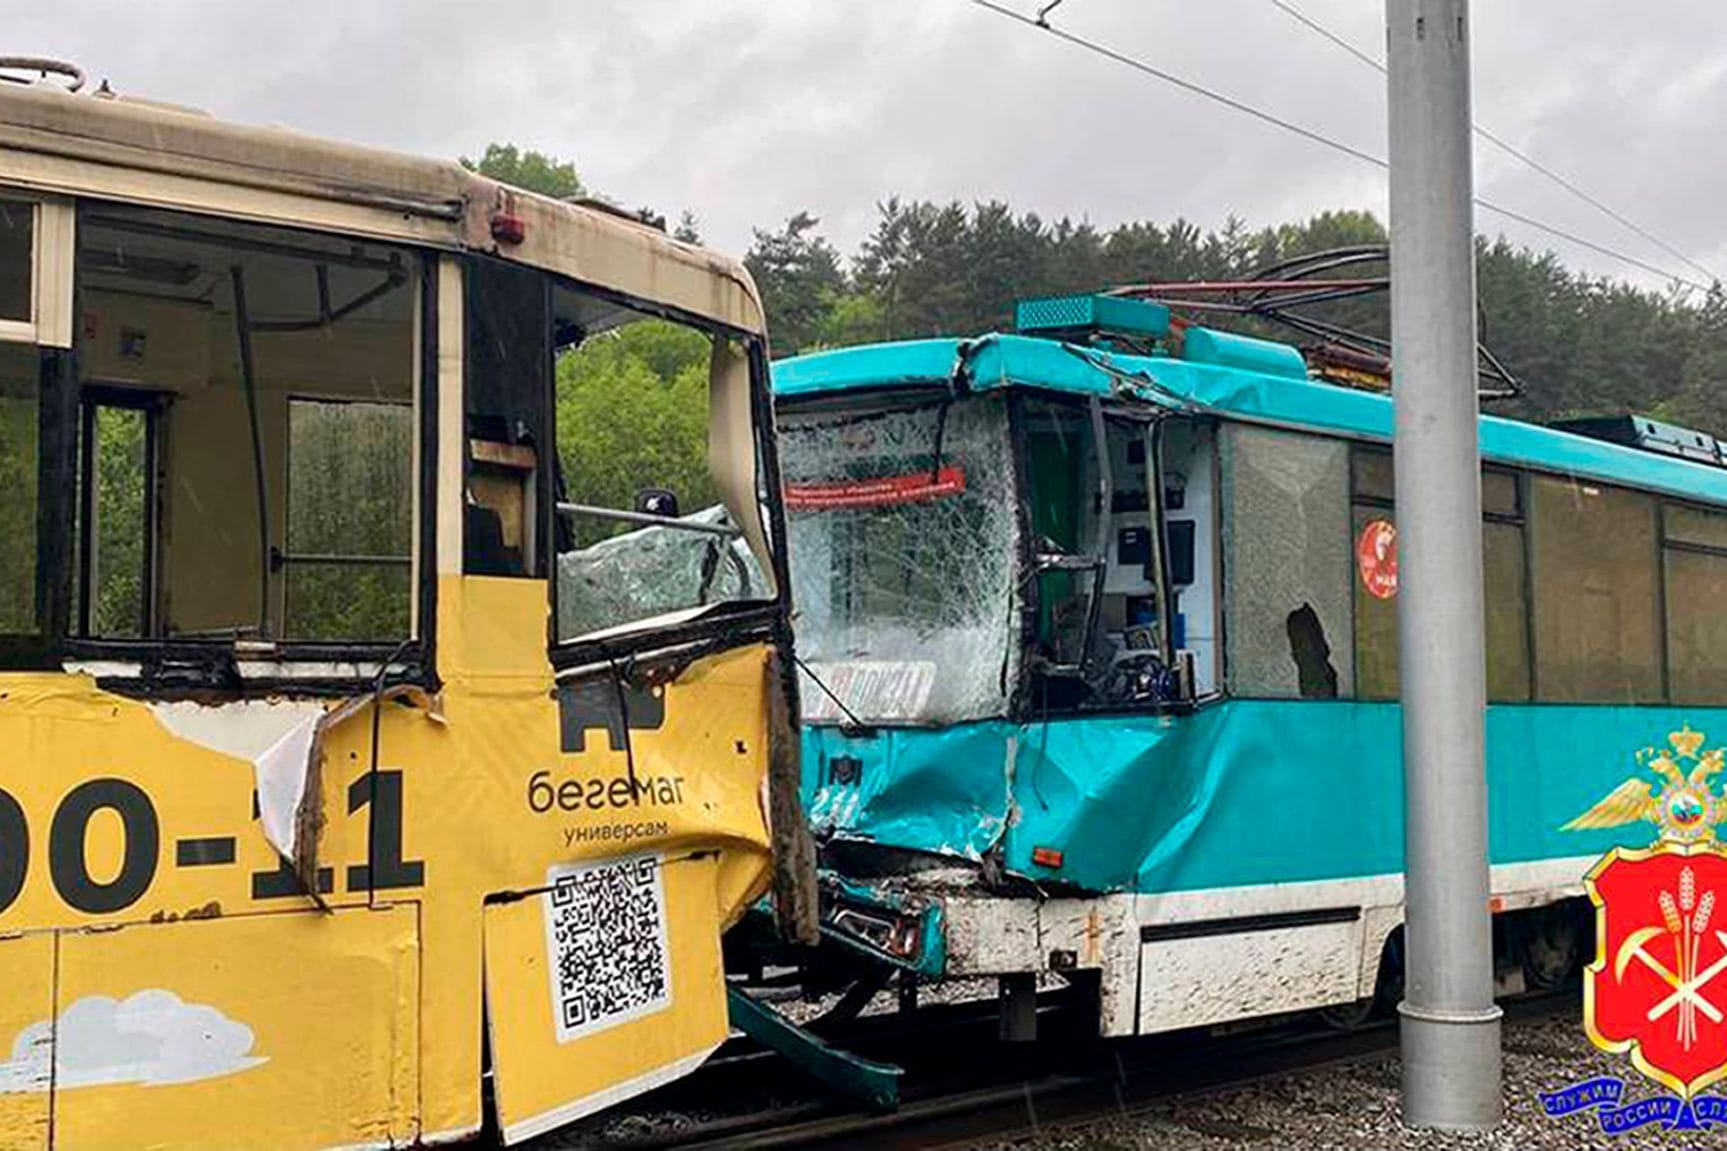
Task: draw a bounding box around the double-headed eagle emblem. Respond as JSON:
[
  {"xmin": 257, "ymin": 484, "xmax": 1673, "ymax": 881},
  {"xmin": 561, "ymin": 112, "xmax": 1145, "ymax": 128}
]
[{"xmin": 1567, "ymin": 726, "xmax": 1727, "ymax": 844}]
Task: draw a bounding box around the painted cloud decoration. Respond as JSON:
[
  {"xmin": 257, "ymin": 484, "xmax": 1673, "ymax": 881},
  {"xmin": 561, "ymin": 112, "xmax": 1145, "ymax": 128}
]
[{"xmin": 0, "ymin": 991, "xmax": 266, "ymax": 1093}]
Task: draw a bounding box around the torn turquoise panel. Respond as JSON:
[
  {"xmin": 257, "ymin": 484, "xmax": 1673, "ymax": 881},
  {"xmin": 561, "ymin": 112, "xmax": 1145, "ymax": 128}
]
[
  {"xmin": 819, "ymin": 872, "xmax": 948, "ymax": 977},
  {"xmin": 726, "ymin": 987, "xmax": 903, "ymax": 1111},
  {"xmin": 965, "ymin": 336, "xmax": 1117, "ymax": 397},
  {"xmin": 802, "ymin": 722, "xmax": 1015, "ymax": 861}
]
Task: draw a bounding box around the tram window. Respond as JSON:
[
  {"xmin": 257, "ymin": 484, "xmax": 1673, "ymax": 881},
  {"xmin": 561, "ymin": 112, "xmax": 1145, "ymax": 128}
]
[
  {"xmin": 0, "ymin": 200, "xmax": 31, "ymax": 323},
  {"xmin": 0, "ymin": 344, "xmax": 37, "ymax": 634},
  {"xmin": 1664, "ymin": 504, "xmax": 1727, "ymax": 705},
  {"xmin": 780, "ymin": 396, "xmax": 1016, "ymax": 723},
  {"xmin": 1351, "ymin": 448, "xmax": 1394, "ymax": 503},
  {"xmin": 1482, "ymin": 469, "xmax": 1520, "ymax": 518},
  {"xmin": 1530, "ymin": 477, "xmax": 1660, "ymax": 702},
  {"xmin": 1349, "ymin": 451, "xmax": 1530, "ymax": 701},
  {"xmin": 282, "ymin": 399, "xmax": 412, "ymax": 641},
  {"xmin": 1666, "ymin": 551, "xmax": 1727, "ymax": 704},
  {"xmin": 1222, "ymin": 425, "xmax": 1352, "ymax": 699},
  {"xmin": 1483, "ymin": 519, "xmax": 1532, "ymax": 700},
  {"xmin": 77, "ymin": 400, "xmax": 155, "ymax": 638},
  {"xmin": 1352, "ymin": 518, "xmax": 1529, "ymax": 699},
  {"xmin": 1351, "ymin": 506, "xmax": 1398, "ymax": 699},
  {"xmin": 464, "ymin": 257, "xmax": 549, "ymax": 579},
  {"xmin": 551, "ymin": 284, "xmax": 771, "ymax": 643},
  {"xmin": 77, "ymin": 208, "xmax": 419, "ymax": 647},
  {"xmin": 1351, "ymin": 447, "xmax": 1519, "ymax": 516},
  {"xmin": 1023, "ymin": 409, "xmax": 1167, "ymax": 709},
  {"xmin": 1024, "ymin": 400, "xmax": 1100, "ymax": 678}
]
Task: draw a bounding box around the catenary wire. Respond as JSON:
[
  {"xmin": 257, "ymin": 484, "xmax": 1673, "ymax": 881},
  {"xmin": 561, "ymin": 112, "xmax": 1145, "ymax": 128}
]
[
  {"xmin": 966, "ymin": 0, "xmax": 1713, "ymax": 292},
  {"xmin": 1266, "ymin": 0, "xmax": 1723, "ymax": 286}
]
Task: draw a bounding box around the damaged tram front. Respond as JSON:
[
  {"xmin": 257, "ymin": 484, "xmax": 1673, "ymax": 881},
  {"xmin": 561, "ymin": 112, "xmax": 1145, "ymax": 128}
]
[
  {"xmin": 0, "ymin": 71, "xmax": 804, "ymax": 1150},
  {"xmin": 774, "ymin": 325, "xmax": 1197, "ymax": 1035}
]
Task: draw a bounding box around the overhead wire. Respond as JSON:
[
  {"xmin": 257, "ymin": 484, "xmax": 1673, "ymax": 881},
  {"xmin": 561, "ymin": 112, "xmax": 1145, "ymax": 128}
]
[
  {"xmin": 966, "ymin": 0, "xmax": 1715, "ymax": 293},
  {"xmin": 972, "ymin": 0, "xmax": 1384, "ymax": 167},
  {"xmin": 1265, "ymin": 0, "xmax": 1723, "ymax": 287}
]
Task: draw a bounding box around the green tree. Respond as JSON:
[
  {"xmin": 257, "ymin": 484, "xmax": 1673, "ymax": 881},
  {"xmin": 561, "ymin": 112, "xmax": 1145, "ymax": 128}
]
[
  {"xmin": 0, "ymin": 349, "xmax": 36, "ymax": 633},
  {"xmin": 1654, "ymin": 284, "xmax": 1727, "ymax": 433},
  {"xmin": 746, "ymin": 212, "xmax": 848, "ymax": 355},
  {"xmin": 555, "ymin": 321, "xmax": 715, "ymax": 543},
  {"xmin": 282, "ymin": 401, "xmax": 413, "ymax": 641},
  {"xmin": 673, "ymin": 211, "xmax": 702, "ymax": 245},
  {"xmin": 460, "ymin": 143, "xmax": 585, "ymax": 200},
  {"xmin": 91, "ymin": 406, "xmax": 146, "ymax": 636}
]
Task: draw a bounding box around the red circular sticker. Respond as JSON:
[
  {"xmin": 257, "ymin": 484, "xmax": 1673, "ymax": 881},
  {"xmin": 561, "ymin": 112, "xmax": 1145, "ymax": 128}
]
[{"xmin": 1357, "ymin": 519, "xmax": 1399, "ymax": 599}]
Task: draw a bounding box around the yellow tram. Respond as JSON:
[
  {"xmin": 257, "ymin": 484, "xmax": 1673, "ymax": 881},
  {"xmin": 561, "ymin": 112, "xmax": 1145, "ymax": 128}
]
[{"xmin": 0, "ymin": 63, "xmax": 806, "ymax": 1149}]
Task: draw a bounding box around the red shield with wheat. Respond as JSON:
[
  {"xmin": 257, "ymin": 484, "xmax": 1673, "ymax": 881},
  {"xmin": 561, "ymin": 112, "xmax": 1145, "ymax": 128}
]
[{"xmin": 1586, "ymin": 844, "xmax": 1727, "ymax": 1097}]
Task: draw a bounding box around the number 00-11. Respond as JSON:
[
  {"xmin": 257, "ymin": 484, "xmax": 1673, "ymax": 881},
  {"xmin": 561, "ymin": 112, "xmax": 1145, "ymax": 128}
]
[
  {"xmin": 0, "ymin": 779, "xmax": 160, "ymax": 917},
  {"xmin": 0, "ymin": 771, "xmax": 426, "ymax": 919}
]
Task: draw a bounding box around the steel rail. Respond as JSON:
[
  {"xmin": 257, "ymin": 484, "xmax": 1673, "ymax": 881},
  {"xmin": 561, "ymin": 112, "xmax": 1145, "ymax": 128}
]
[{"xmin": 564, "ymin": 990, "xmax": 1574, "ymax": 1151}]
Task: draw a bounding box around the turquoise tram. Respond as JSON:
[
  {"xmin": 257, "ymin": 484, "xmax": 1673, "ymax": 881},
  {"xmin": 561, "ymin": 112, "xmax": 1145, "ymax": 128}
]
[{"xmin": 769, "ymin": 294, "xmax": 1727, "ymax": 1037}]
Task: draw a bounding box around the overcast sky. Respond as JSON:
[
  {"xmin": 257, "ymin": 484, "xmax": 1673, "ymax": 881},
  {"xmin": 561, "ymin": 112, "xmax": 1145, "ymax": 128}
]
[{"xmin": 10, "ymin": 1, "xmax": 1726, "ymax": 291}]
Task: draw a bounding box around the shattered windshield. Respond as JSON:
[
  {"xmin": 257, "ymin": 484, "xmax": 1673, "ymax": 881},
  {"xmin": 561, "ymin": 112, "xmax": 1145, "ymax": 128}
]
[
  {"xmin": 779, "ymin": 395, "xmax": 1019, "ymax": 724},
  {"xmin": 555, "ymin": 505, "xmax": 764, "ymax": 641}
]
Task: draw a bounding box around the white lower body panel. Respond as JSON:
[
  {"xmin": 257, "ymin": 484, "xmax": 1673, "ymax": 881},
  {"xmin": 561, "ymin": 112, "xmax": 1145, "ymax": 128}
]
[{"xmin": 930, "ymin": 855, "xmax": 1595, "ymax": 1038}]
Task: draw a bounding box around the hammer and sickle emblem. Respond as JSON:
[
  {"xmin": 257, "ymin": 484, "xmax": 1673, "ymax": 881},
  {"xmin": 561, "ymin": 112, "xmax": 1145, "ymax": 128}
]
[{"xmin": 1615, "ymin": 924, "xmax": 1727, "ymax": 1025}]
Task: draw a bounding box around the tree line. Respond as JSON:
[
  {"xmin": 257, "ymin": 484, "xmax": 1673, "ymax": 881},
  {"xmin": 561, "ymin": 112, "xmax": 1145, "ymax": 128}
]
[{"xmin": 744, "ymin": 202, "xmax": 1727, "ymax": 435}]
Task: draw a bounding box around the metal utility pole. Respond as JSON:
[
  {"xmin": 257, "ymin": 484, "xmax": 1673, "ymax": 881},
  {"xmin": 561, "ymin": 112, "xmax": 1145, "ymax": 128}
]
[{"xmin": 1386, "ymin": 0, "xmax": 1502, "ymax": 1130}]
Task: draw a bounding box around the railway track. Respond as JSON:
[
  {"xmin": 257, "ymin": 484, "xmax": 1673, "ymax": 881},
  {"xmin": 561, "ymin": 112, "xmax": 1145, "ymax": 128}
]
[{"xmin": 548, "ymin": 990, "xmax": 1575, "ymax": 1151}]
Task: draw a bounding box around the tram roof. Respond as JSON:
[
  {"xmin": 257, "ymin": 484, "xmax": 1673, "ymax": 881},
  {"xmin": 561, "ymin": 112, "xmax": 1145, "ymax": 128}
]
[
  {"xmin": 771, "ymin": 332, "xmax": 1727, "ymax": 507},
  {"xmin": 0, "ymin": 82, "xmax": 764, "ymax": 333}
]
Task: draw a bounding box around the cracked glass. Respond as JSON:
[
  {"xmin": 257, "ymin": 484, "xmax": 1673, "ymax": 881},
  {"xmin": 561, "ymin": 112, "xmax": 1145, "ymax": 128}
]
[
  {"xmin": 1221, "ymin": 424, "xmax": 1352, "ymax": 699},
  {"xmin": 780, "ymin": 395, "xmax": 1018, "ymax": 724}
]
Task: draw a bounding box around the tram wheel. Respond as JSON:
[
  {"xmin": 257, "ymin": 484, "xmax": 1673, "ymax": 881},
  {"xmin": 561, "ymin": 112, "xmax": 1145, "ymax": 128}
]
[
  {"xmin": 1318, "ymin": 997, "xmax": 1377, "ymax": 1031},
  {"xmin": 1521, "ymin": 903, "xmax": 1583, "ymax": 991}
]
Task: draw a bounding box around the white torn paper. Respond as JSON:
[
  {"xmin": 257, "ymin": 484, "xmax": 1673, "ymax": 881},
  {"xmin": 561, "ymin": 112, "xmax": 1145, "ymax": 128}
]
[{"xmin": 253, "ymin": 714, "xmax": 320, "ymax": 860}]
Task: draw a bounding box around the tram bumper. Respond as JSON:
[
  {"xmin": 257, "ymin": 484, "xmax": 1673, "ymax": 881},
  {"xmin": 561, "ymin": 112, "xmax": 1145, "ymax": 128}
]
[{"xmin": 817, "ymin": 873, "xmax": 1141, "ymax": 1035}]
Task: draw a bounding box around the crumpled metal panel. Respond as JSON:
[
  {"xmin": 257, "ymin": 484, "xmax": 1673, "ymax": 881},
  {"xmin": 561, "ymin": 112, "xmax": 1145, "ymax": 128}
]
[{"xmin": 803, "ymin": 722, "xmax": 1015, "ymax": 863}]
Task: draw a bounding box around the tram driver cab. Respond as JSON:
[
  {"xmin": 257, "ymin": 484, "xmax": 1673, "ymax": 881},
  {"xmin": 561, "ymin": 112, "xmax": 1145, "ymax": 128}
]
[
  {"xmin": 776, "ymin": 297, "xmax": 1227, "ymax": 734},
  {"xmin": 1020, "ymin": 398, "xmax": 1217, "ymax": 712}
]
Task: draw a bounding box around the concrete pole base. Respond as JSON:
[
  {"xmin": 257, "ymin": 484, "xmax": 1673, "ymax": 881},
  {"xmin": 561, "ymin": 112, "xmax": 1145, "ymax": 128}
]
[{"xmin": 1398, "ymin": 1000, "xmax": 1504, "ymax": 1130}]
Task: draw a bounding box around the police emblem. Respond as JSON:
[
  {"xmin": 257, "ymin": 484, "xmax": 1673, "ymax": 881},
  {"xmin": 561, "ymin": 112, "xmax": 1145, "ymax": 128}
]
[{"xmin": 1543, "ymin": 727, "xmax": 1727, "ymax": 1129}]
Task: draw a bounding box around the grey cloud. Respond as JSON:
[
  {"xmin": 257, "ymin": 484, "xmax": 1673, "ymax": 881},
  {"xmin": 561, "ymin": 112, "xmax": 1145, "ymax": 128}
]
[{"xmin": 7, "ymin": 1, "xmax": 1725, "ymax": 285}]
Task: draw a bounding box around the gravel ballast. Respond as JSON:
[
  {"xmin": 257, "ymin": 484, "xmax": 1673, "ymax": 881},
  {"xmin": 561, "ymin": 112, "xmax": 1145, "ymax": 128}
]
[{"xmin": 971, "ymin": 1010, "xmax": 1706, "ymax": 1151}]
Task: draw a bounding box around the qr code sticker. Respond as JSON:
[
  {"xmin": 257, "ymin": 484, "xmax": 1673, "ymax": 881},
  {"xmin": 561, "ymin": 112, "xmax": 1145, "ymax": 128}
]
[{"xmin": 544, "ymin": 853, "xmax": 673, "ymax": 1043}]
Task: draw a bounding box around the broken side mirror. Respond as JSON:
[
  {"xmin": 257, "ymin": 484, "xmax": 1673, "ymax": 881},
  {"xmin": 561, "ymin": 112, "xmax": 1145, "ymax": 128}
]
[{"xmin": 636, "ymin": 487, "xmax": 679, "ymax": 518}]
